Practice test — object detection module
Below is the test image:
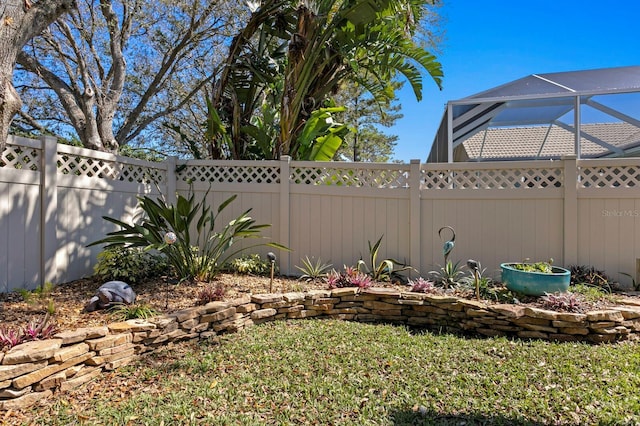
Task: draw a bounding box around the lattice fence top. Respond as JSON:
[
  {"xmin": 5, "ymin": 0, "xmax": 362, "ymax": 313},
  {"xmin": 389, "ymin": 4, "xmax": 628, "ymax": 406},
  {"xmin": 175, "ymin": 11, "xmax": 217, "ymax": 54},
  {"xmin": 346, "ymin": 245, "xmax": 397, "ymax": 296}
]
[
  {"xmin": 579, "ymin": 165, "xmax": 639, "ymax": 188},
  {"xmin": 0, "ymin": 144, "xmax": 40, "ymax": 171},
  {"xmin": 178, "ymin": 164, "xmax": 281, "ymax": 184},
  {"xmin": 291, "ymin": 166, "xmax": 410, "ymax": 188},
  {"xmin": 421, "ymin": 167, "xmax": 564, "ymax": 189},
  {"xmin": 57, "ymin": 153, "xmax": 166, "ymax": 184}
]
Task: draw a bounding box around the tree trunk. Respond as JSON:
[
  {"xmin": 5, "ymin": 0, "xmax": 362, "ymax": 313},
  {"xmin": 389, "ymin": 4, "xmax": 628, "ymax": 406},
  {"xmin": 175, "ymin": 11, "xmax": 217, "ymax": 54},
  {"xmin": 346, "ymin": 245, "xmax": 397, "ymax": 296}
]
[{"xmin": 0, "ymin": 0, "xmax": 76, "ymax": 152}]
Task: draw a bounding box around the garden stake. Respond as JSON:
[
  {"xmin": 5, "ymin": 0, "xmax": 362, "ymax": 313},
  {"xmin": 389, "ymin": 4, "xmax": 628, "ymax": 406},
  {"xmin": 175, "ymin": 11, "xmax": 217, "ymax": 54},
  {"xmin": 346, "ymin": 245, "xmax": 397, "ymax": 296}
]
[
  {"xmin": 267, "ymin": 252, "xmax": 276, "ymax": 293},
  {"xmin": 164, "ymin": 232, "xmax": 177, "ymax": 309},
  {"xmin": 467, "ymin": 259, "xmax": 480, "ymax": 300}
]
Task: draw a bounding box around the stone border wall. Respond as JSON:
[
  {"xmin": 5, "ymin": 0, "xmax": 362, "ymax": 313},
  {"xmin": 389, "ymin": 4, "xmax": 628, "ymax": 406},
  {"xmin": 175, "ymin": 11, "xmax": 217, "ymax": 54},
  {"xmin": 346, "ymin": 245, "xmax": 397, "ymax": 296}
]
[{"xmin": 3, "ymin": 287, "xmax": 640, "ymax": 410}]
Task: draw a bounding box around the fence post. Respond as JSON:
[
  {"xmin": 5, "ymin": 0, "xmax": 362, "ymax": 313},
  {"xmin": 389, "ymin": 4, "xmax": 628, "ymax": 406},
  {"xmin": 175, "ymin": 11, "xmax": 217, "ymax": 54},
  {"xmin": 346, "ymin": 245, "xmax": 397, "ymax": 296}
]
[
  {"xmin": 562, "ymin": 155, "xmax": 578, "ymax": 266},
  {"xmin": 409, "ymin": 160, "xmax": 422, "ymax": 276},
  {"xmin": 41, "ymin": 136, "xmax": 59, "ymax": 285},
  {"xmin": 279, "ymin": 156, "xmax": 291, "ymax": 275},
  {"xmin": 166, "ymin": 156, "xmax": 177, "ymax": 204}
]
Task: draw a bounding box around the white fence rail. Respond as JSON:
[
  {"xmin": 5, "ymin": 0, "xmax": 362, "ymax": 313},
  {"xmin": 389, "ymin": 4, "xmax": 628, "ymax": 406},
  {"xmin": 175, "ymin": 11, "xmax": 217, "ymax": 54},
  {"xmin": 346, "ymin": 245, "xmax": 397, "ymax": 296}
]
[{"xmin": 2, "ymin": 136, "xmax": 639, "ymax": 291}]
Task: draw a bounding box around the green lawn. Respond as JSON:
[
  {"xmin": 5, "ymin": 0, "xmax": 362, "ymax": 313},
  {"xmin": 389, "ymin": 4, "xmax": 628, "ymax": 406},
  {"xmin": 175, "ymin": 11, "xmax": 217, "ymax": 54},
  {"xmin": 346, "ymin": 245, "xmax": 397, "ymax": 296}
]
[{"xmin": 30, "ymin": 320, "xmax": 640, "ymax": 425}]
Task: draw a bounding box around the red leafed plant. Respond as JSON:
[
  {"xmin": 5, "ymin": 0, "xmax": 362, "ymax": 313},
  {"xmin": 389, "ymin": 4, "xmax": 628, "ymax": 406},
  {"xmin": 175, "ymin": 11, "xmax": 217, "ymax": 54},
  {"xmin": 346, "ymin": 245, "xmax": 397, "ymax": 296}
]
[
  {"xmin": 0, "ymin": 313, "xmax": 59, "ymax": 350},
  {"xmin": 326, "ymin": 267, "xmax": 373, "ymax": 289},
  {"xmin": 196, "ymin": 283, "xmax": 226, "ymax": 305}
]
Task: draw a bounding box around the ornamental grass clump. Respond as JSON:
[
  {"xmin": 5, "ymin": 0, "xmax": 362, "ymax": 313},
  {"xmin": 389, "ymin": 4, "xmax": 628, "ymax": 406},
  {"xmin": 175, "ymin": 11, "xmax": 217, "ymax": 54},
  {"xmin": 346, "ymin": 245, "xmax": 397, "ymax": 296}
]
[{"xmin": 109, "ymin": 303, "xmax": 158, "ymax": 321}]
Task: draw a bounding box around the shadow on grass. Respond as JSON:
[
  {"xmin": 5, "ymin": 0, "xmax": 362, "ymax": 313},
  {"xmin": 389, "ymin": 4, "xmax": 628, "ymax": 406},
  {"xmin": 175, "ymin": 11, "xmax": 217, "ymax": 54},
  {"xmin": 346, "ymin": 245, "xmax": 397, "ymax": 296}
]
[{"xmin": 389, "ymin": 408, "xmax": 546, "ymax": 425}]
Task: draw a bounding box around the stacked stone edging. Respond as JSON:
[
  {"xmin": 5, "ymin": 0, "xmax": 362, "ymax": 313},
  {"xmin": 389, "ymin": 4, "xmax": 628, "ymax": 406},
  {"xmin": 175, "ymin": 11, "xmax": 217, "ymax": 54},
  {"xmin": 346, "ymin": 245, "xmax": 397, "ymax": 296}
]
[{"xmin": 2, "ymin": 288, "xmax": 640, "ymax": 410}]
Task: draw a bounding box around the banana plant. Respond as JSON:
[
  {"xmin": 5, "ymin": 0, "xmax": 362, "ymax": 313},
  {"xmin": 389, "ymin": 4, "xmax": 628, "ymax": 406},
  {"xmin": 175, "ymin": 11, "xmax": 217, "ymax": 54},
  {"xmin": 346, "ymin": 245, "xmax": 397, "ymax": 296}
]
[
  {"xmin": 279, "ymin": 0, "xmax": 443, "ymax": 158},
  {"xmin": 210, "ymin": 0, "xmax": 442, "ymax": 160},
  {"xmin": 296, "ymin": 106, "xmax": 352, "ymax": 161}
]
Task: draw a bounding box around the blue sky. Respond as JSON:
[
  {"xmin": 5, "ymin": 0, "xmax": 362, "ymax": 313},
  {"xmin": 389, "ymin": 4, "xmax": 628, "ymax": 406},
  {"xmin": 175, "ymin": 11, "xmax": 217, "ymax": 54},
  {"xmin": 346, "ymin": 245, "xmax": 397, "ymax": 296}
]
[{"xmin": 392, "ymin": 0, "xmax": 640, "ymax": 162}]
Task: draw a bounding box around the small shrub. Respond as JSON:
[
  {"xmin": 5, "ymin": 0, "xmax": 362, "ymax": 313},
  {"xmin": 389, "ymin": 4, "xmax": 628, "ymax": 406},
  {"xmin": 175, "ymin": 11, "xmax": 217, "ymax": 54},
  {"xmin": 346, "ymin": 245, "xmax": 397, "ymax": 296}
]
[
  {"xmin": 109, "ymin": 303, "xmax": 158, "ymax": 321},
  {"xmin": 295, "ymin": 256, "xmax": 333, "ymax": 281},
  {"xmin": 94, "ymin": 246, "xmax": 168, "ymax": 284},
  {"xmin": 226, "ymin": 254, "xmax": 271, "ymax": 276},
  {"xmin": 540, "ymin": 292, "xmax": 585, "ymax": 313},
  {"xmin": 513, "ymin": 261, "xmax": 553, "ymax": 274},
  {"xmin": 197, "ymin": 284, "xmax": 226, "ymax": 305},
  {"xmin": 326, "ymin": 267, "xmax": 372, "ymax": 289},
  {"xmin": 429, "ymin": 261, "xmax": 466, "ymax": 289},
  {"xmin": 409, "ymin": 277, "xmax": 438, "ymax": 294},
  {"xmin": 570, "ymin": 265, "xmax": 613, "ymax": 292}
]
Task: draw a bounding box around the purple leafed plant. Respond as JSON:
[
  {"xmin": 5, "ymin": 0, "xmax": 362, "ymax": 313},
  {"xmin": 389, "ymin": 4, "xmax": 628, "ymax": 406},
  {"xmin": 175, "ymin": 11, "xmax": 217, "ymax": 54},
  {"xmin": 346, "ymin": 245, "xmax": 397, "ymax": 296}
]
[
  {"xmin": 22, "ymin": 318, "xmax": 59, "ymax": 342},
  {"xmin": 196, "ymin": 283, "xmax": 226, "ymax": 305},
  {"xmin": 326, "ymin": 268, "xmax": 373, "ymax": 289},
  {"xmin": 0, "ymin": 314, "xmax": 59, "ymax": 350},
  {"xmin": 540, "ymin": 292, "xmax": 585, "ymax": 313},
  {"xmin": 0, "ymin": 326, "xmax": 23, "ymax": 349},
  {"xmin": 409, "ymin": 277, "xmax": 437, "ymax": 294}
]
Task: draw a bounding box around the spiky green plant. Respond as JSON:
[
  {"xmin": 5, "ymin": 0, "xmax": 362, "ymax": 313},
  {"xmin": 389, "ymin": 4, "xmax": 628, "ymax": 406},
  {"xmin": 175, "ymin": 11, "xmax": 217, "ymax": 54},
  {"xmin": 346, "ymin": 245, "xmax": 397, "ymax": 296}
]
[
  {"xmin": 295, "ymin": 256, "xmax": 333, "ymax": 281},
  {"xmin": 357, "ymin": 235, "xmax": 412, "ymax": 282},
  {"xmin": 109, "ymin": 303, "xmax": 158, "ymax": 321},
  {"xmin": 89, "ymin": 190, "xmax": 288, "ymax": 282},
  {"xmin": 429, "ymin": 260, "xmax": 466, "ymax": 289}
]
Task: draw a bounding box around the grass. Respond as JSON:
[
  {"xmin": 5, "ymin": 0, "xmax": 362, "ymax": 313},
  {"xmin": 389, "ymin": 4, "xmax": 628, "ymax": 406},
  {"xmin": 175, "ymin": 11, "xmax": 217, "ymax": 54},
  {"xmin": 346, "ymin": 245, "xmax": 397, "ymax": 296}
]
[{"xmin": 28, "ymin": 320, "xmax": 640, "ymax": 425}]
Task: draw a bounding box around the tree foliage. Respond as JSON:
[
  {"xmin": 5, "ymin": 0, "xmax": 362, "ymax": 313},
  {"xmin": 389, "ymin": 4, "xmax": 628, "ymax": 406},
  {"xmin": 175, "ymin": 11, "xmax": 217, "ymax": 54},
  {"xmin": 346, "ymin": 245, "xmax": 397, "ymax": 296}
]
[
  {"xmin": 334, "ymin": 80, "xmax": 403, "ymax": 162},
  {"xmin": 0, "ymin": 0, "xmax": 76, "ymax": 153},
  {"xmin": 14, "ymin": 0, "xmax": 246, "ymax": 152},
  {"xmin": 208, "ymin": 0, "xmax": 443, "ymax": 161},
  {"xmin": 10, "ymin": 0, "xmax": 443, "ymax": 161}
]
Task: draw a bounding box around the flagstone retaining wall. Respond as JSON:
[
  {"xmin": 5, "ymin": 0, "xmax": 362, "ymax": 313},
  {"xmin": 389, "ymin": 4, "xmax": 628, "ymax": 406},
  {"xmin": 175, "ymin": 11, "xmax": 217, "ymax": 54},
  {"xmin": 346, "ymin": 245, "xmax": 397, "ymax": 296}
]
[{"xmin": 2, "ymin": 287, "xmax": 640, "ymax": 410}]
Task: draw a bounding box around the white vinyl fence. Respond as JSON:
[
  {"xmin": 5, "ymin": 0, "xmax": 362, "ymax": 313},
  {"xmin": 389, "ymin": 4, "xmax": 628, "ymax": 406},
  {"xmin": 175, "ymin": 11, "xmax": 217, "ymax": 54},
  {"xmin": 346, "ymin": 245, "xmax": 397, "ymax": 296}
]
[{"xmin": 1, "ymin": 135, "xmax": 639, "ymax": 291}]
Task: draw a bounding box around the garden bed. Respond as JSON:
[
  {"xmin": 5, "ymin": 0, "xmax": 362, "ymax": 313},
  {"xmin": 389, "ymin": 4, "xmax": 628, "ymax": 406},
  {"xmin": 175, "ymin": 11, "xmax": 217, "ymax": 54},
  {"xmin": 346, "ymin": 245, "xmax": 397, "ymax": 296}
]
[
  {"xmin": 0, "ymin": 274, "xmax": 338, "ymax": 333},
  {"xmin": 1, "ymin": 274, "xmax": 637, "ymax": 335},
  {"xmin": 2, "ymin": 276, "xmax": 640, "ymax": 412}
]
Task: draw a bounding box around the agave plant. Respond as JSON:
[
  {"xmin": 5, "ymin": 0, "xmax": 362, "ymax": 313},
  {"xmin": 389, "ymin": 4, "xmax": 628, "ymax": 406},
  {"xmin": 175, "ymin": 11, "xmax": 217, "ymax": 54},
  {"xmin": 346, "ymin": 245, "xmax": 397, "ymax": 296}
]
[
  {"xmin": 357, "ymin": 235, "xmax": 412, "ymax": 282},
  {"xmin": 429, "ymin": 260, "xmax": 466, "ymax": 289},
  {"xmin": 295, "ymin": 256, "xmax": 333, "ymax": 282}
]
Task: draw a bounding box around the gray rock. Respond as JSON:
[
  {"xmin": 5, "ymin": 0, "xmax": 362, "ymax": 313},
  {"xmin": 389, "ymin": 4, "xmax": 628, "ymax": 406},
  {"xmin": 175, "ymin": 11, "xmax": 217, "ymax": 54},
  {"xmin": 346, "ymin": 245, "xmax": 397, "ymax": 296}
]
[{"xmin": 84, "ymin": 281, "xmax": 136, "ymax": 312}]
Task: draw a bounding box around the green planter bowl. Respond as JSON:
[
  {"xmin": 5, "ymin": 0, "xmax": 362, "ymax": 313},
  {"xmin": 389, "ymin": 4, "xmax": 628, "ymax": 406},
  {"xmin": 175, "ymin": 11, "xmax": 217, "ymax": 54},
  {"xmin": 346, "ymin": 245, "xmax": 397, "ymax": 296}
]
[{"xmin": 500, "ymin": 263, "xmax": 571, "ymax": 296}]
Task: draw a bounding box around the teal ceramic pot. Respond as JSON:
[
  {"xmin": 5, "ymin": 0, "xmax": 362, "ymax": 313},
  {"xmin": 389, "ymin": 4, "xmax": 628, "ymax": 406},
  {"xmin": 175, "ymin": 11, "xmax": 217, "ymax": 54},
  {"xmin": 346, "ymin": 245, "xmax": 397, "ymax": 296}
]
[{"xmin": 500, "ymin": 263, "xmax": 571, "ymax": 296}]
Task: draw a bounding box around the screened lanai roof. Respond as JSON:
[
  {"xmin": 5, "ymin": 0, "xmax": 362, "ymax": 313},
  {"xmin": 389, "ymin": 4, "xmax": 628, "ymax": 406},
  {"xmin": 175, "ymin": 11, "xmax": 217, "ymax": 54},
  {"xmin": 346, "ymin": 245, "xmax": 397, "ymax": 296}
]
[{"xmin": 428, "ymin": 66, "xmax": 640, "ymax": 163}]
